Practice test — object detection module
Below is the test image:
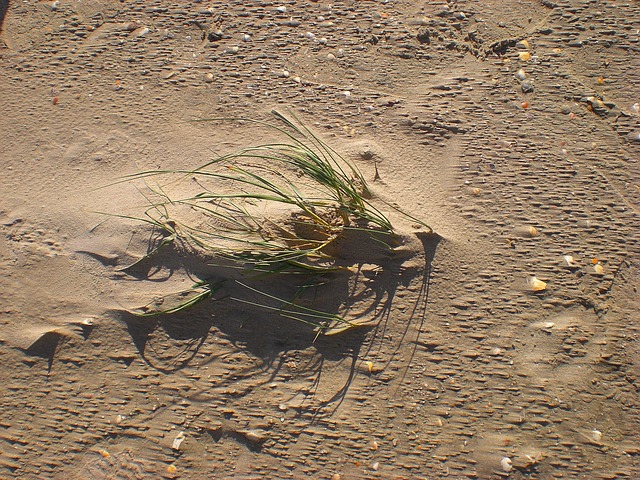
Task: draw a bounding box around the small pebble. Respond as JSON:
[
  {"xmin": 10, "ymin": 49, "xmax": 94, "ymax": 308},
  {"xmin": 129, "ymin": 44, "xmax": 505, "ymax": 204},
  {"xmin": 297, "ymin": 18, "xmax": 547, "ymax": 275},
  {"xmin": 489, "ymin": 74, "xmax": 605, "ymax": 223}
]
[
  {"xmin": 627, "ymin": 132, "xmax": 640, "ymax": 142},
  {"xmin": 242, "ymin": 34, "xmax": 251, "ymax": 41},
  {"xmin": 515, "ymin": 68, "xmax": 526, "ymax": 80},
  {"xmin": 521, "ymin": 81, "xmax": 534, "ymax": 93},
  {"xmin": 276, "ymin": 6, "xmax": 287, "ymax": 13},
  {"xmin": 305, "ymin": 32, "xmax": 316, "ymax": 40},
  {"xmin": 135, "ymin": 27, "xmax": 150, "ymax": 37},
  {"xmin": 327, "ymin": 53, "xmax": 336, "ymax": 60},
  {"xmin": 501, "ymin": 457, "xmax": 513, "ymax": 472},
  {"xmin": 226, "ymin": 46, "xmax": 239, "ymax": 54},
  {"xmin": 204, "ymin": 72, "xmax": 214, "ymax": 83},
  {"xmin": 208, "ymin": 30, "xmax": 223, "ymax": 42}
]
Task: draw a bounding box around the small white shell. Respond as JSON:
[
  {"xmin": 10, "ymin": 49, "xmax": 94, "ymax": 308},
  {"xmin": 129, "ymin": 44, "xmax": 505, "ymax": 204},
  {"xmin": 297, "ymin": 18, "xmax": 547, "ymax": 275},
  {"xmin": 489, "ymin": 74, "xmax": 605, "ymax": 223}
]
[
  {"xmin": 172, "ymin": 431, "xmax": 186, "ymax": 450},
  {"xmin": 501, "ymin": 456, "xmax": 513, "ymax": 472},
  {"xmin": 243, "ymin": 430, "xmax": 266, "ymax": 443},
  {"xmin": 591, "ymin": 429, "xmax": 602, "ymax": 442}
]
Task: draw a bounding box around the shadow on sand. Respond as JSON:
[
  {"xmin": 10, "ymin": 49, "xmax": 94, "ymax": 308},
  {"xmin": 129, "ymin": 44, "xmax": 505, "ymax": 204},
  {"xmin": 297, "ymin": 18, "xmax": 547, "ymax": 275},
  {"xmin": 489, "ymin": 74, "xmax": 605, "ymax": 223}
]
[
  {"xmin": 116, "ymin": 229, "xmax": 442, "ymax": 412},
  {"xmin": 0, "ymin": 1, "xmax": 8, "ymax": 35}
]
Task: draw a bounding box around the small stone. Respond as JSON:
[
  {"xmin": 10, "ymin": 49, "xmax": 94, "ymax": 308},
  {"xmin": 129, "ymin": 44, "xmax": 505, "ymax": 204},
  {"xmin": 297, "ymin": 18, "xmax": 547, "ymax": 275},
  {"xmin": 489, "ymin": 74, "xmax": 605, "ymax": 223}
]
[
  {"xmin": 276, "ymin": 6, "xmax": 287, "ymax": 13},
  {"xmin": 417, "ymin": 29, "xmax": 431, "ymax": 44},
  {"xmin": 305, "ymin": 32, "xmax": 316, "ymax": 40},
  {"xmin": 627, "ymin": 132, "xmax": 640, "ymax": 142},
  {"xmin": 242, "ymin": 34, "xmax": 251, "ymax": 42},
  {"xmin": 134, "ymin": 27, "xmax": 150, "ymax": 37},
  {"xmin": 515, "ymin": 68, "xmax": 526, "ymax": 80},
  {"xmin": 208, "ymin": 30, "xmax": 223, "ymax": 42},
  {"xmin": 326, "ymin": 53, "xmax": 336, "ymax": 60},
  {"xmin": 521, "ymin": 81, "xmax": 534, "ymax": 93},
  {"xmin": 204, "ymin": 72, "xmax": 214, "ymax": 83},
  {"xmin": 226, "ymin": 46, "xmax": 239, "ymax": 54},
  {"xmin": 500, "ymin": 457, "xmax": 513, "ymax": 472}
]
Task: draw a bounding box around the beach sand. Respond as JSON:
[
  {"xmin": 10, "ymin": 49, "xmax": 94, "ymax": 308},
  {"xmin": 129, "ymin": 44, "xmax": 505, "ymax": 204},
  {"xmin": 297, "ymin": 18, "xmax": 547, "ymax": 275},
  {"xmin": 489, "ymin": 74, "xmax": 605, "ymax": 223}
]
[{"xmin": 1, "ymin": 1, "xmax": 639, "ymax": 478}]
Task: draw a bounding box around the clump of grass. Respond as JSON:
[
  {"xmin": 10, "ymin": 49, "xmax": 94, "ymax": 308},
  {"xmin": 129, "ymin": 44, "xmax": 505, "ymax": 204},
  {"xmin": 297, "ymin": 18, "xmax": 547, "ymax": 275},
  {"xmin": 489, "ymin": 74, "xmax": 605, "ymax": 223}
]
[{"xmin": 115, "ymin": 110, "xmax": 430, "ymax": 334}]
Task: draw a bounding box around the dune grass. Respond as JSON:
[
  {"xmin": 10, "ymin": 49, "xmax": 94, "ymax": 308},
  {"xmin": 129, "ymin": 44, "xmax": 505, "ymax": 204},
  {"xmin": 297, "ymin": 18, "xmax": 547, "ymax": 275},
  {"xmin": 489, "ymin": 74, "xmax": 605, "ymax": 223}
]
[{"xmin": 116, "ymin": 110, "xmax": 430, "ymax": 334}]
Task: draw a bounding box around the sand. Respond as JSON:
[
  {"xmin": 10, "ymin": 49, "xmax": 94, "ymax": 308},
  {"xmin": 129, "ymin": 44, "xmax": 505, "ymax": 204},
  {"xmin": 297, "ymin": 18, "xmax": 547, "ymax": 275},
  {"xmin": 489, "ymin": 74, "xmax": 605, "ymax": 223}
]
[{"xmin": 1, "ymin": 0, "xmax": 639, "ymax": 478}]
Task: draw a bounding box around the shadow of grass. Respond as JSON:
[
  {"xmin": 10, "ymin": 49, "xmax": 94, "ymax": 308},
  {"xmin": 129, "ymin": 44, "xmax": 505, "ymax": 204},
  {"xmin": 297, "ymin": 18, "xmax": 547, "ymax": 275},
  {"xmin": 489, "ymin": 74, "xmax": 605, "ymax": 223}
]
[
  {"xmin": 0, "ymin": 1, "xmax": 7, "ymax": 35},
  {"xmin": 117, "ymin": 230, "xmax": 441, "ymax": 410}
]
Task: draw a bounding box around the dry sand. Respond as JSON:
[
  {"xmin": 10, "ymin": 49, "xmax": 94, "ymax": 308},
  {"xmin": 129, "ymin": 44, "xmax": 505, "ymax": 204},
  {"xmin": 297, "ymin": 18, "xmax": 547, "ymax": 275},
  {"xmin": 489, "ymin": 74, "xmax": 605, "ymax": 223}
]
[{"xmin": 1, "ymin": 0, "xmax": 639, "ymax": 478}]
